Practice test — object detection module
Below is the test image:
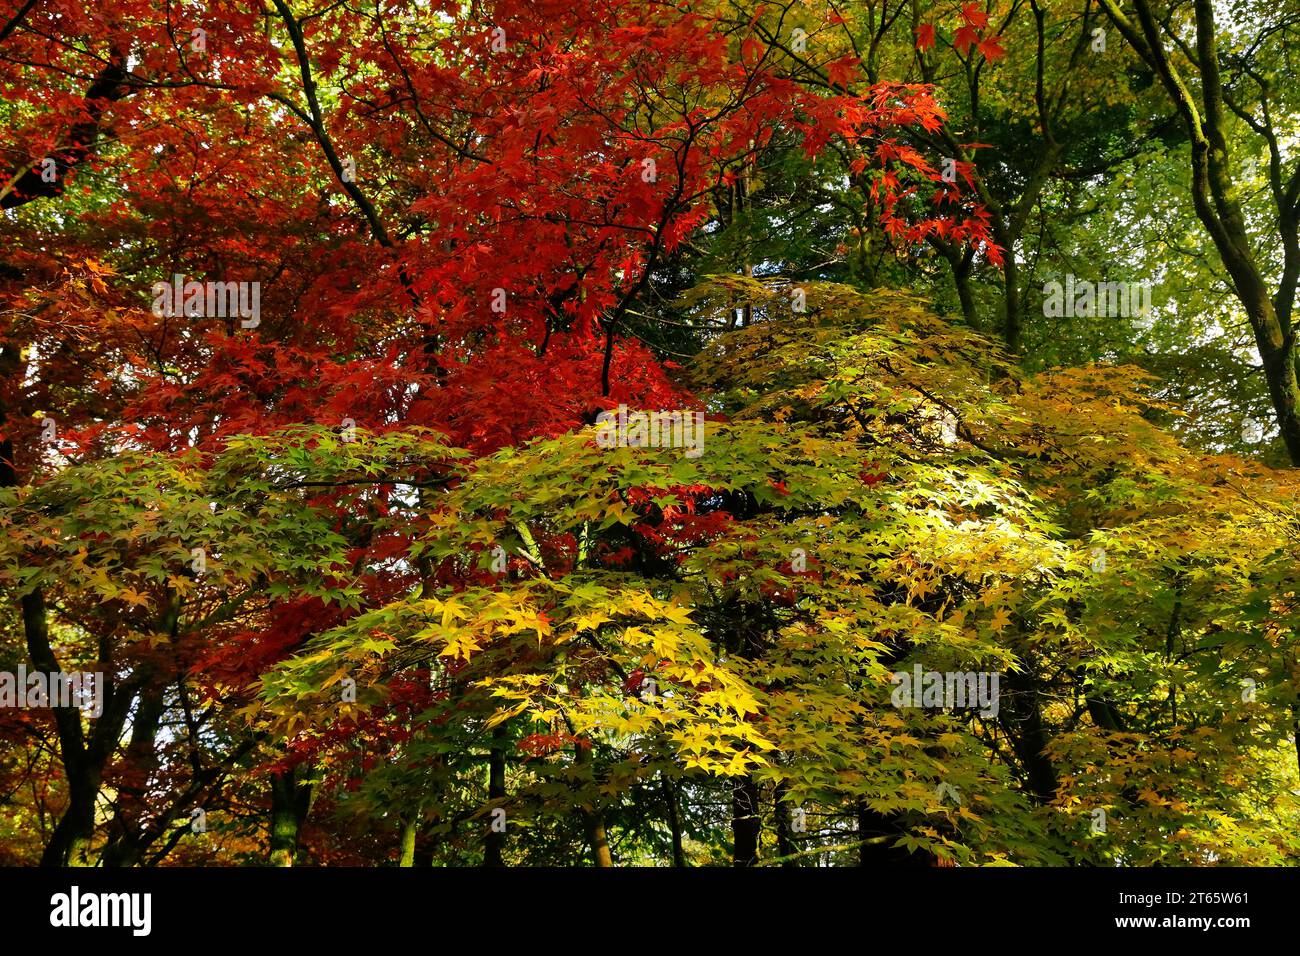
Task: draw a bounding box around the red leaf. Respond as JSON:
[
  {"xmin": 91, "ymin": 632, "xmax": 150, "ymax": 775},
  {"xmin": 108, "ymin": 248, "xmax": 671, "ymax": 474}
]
[
  {"xmin": 826, "ymin": 55, "xmax": 860, "ymax": 88},
  {"xmin": 977, "ymin": 35, "xmax": 1005, "ymax": 62},
  {"xmin": 960, "ymin": 3, "xmax": 990, "ymax": 29},
  {"xmin": 953, "ymin": 25, "xmax": 980, "ymax": 53},
  {"xmin": 915, "ymin": 23, "xmax": 936, "ymax": 51}
]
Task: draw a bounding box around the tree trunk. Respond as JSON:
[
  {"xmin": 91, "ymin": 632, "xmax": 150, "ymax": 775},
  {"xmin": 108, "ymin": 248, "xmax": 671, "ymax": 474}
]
[
  {"xmin": 857, "ymin": 801, "xmax": 935, "ymax": 866},
  {"xmin": 100, "ymin": 682, "xmax": 167, "ymax": 867},
  {"xmin": 661, "ymin": 775, "xmax": 686, "ymax": 867},
  {"xmin": 269, "ymin": 768, "xmax": 312, "ymax": 866},
  {"xmin": 929, "ymin": 238, "xmax": 979, "ymax": 329},
  {"xmin": 731, "ymin": 776, "xmax": 760, "ymax": 866},
  {"xmin": 26, "ymin": 588, "xmax": 99, "ymax": 867},
  {"xmin": 587, "ymin": 811, "xmax": 613, "ymax": 867},
  {"xmin": 999, "ymin": 230, "xmax": 1022, "ymax": 352},
  {"xmin": 40, "ymin": 764, "xmax": 99, "ymax": 867},
  {"xmin": 399, "ymin": 808, "xmax": 419, "ymax": 867},
  {"xmin": 999, "ymin": 667, "xmax": 1059, "ymax": 805},
  {"xmin": 572, "ymin": 741, "xmax": 612, "ymax": 866},
  {"xmin": 1098, "ymin": 0, "xmax": 1300, "ymax": 468},
  {"xmin": 483, "ymin": 730, "xmax": 507, "ymax": 867},
  {"xmin": 774, "ymin": 782, "xmax": 796, "ymax": 867}
]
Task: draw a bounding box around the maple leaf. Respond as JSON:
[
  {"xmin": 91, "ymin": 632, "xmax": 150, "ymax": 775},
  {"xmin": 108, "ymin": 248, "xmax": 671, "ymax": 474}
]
[
  {"xmin": 826, "ymin": 55, "xmax": 861, "ymax": 89},
  {"xmin": 915, "ymin": 23, "xmax": 936, "ymax": 51},
  {"xmin": 977, "ymin": 35, "xmax": 1006, "ymax": 62},
  {"xmin": 118, "ymin": 586, "xmax": 150, "ymax": 607},
  {"xmin": 953, "ymin": 25, "xmax": 980, "ymax": 53},
  {"xmin": 960, "ymin": 3, "xmax": 990, "ymax": 29}
]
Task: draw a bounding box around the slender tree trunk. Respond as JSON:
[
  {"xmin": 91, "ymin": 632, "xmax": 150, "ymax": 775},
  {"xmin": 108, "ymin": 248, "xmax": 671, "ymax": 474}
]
[
  {"xmin": 929, "ymin": 238, "xmax": 979, "ymax": 329},
  {"xmin": 26, "ymin": 588, "xmax": 99, "ymax": 867},
  {"xmin": 587, "ymin": 811, "xmax": 613, "ymax": 867},
  {"xmin": 731, "ymin": 776, "xmax": 760, "ymax": 866},
  {"xmin": 1257, "ymin": 328, "xmax": 1300, "ymax": 465},
  {"xmin": 953, "ymin": 260, "xmax": 978, "ymax": 329},
  {"xmin": 6, "ymin": 423, "xmax": 103, "ymax": 867},
  {"xmin": 40, "ymin": 763, "xmax": 99, "ymax": 867},
  {"xmin": 100, "ymin": 683, "xmax": 167, "ymax": 867},
  {"xmin": 774, "ymin": 782, "xmax": 795, "ymax": 867},
  {"xmin": 661, "ymin": 775, "xmax": 686, "ymax": 867},
  {"xmin": 399, "ymin": 806, "xmax": 420, "ymax": 867},
  {"xmin": 1292, "ymin": 704, "xmax": 1300, "ymax": 786},
  {"xmin": 484, "ymin": 730, "xmax": 507, "ymax": 867},
  {"xmin": 999, "ymin": 667, "xmax": 1059, "ymax": 805},
  {"xmin": 269, "ymin": 768, "xmax": 312, "ymax": 866},
  {"xmin": 572, "ymin": 741, "xmax": 613, "ymax": 866},
  {"xmin": 1000, "ymin": 232, "xmax": 1022, "ymax": 353}
]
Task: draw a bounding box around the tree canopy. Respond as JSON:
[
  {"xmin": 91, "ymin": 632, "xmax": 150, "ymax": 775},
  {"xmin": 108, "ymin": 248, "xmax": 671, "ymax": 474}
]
[{"xmin": 1, "ymin": 0, "xmax": 1298, "ymax": 868}]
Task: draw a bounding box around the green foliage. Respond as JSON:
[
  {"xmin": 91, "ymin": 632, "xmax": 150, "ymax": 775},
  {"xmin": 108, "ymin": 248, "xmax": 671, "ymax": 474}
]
[{"xmin": 252, "ymin": 283, "xmax": 1300, "ymax": 865}]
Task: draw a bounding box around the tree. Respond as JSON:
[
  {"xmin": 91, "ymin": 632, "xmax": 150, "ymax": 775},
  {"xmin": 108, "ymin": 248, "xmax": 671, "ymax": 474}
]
[
  {"xmin": 1, "ymin": 0, "xmax": 1295, "ymax": 870},
  {"xmin": 1099, "ymin": 0, "xmax": 1300, "ymax": 465}
]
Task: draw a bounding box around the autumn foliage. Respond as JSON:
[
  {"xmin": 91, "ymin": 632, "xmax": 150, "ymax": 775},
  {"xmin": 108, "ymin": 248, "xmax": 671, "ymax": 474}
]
[{"xmin": 1, "ymin": 0, "xmax": 1297, "ymax": 869}]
